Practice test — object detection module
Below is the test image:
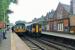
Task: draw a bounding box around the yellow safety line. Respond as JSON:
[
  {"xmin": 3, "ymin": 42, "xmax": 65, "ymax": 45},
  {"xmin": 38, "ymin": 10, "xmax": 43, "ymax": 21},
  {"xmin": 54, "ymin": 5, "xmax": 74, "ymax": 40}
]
[{"xmin": 11, "ymin": 32, "xmax": 16, "ymax": 50}]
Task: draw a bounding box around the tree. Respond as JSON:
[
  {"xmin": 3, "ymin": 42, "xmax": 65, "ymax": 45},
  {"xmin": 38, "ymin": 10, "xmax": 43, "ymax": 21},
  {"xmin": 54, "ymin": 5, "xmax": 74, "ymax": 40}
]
[
  {"xmin": 10, "ymin": 0, "xmax": 17, "ymax": 4},
  {"xmin": 0, "ymin": 0, "xmax": 17, "ymax": 24}
]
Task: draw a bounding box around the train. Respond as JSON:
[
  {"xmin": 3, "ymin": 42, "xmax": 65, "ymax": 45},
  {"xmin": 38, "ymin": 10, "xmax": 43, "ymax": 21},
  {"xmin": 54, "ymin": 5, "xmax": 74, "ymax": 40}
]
[
  {"xmin": 13, "ymin": 22, "xmax": 26, "ymax": 36},
  {"xmin": 26, "ymin": 23, "xmax": 42, "ymax": 37},
  {"xmin": 12, "ymin": 21, "xmax": 42, "ymax": 37}
]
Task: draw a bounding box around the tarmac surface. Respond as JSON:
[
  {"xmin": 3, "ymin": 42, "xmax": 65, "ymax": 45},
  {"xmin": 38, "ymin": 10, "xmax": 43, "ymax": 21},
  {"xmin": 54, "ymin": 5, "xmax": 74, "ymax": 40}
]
[
  {"xmin": 0, "ymin": 31, "xmax": 11, "ymax": 50},
  {"xmin": 0, "ymin": 30, "xmax": 31, "ymax": 50}
]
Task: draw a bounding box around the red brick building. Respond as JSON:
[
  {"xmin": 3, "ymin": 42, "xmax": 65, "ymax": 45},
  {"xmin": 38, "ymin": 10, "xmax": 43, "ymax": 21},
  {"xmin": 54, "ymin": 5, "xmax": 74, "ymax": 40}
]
[
  {"xmin": 47, "ymin": 0, "xmax": 75, "ymax": 33},
  {"xmin": 70, "ymin": 16, "xmax": 75, "ymax": 33},
  {"xmin": 48, "ymin": 3, "xmax": 70, "ymax": 32}
]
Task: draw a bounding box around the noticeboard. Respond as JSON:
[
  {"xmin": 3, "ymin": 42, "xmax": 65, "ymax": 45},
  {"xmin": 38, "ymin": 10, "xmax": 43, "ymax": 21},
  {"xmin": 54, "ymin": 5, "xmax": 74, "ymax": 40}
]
[
  {"xmin": 70, "ymin": 17, "xmax": 75, "ymax": 26},
  {"xmin": 64, "ymin": 19, "xmax": 69, "ymax": 27}
]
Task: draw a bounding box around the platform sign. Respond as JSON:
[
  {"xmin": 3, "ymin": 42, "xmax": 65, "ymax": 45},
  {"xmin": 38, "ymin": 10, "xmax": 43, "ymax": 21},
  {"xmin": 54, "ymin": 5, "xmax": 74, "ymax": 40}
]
[{"xmin": 0, "ymin": 22, "xmax": 5, "ymax": 28}]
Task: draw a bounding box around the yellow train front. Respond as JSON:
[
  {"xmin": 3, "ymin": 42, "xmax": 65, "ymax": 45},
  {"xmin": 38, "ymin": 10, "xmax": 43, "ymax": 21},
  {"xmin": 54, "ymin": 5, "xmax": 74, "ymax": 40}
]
[
  {"xmin": 27, "ymin": 23, "xmax": 42, "ymax": 37},
  {"xmin": 14, "ymin": 23, "xmax": 26, "ymax": 36}
]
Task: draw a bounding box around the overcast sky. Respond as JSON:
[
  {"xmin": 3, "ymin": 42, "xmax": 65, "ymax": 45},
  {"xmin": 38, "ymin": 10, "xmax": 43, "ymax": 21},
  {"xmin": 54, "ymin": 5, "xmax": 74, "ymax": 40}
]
[{"xmin": 9, "ymin": 0, "xmax": 71, "ymax": 24}]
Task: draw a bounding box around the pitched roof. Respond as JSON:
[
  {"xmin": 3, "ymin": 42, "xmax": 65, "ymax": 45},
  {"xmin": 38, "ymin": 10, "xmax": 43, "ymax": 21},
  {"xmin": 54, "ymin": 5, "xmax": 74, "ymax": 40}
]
[
  {"xmin": 61, "ymin": 3, "xmax": 70, "ymax": 13},
  {"xmin": 49, "ymin": 11, "xmax": 55, "ymax": 18},
  {"xmin": 46, "ymin": 10, "xmax": 55, "ymax": 18}
]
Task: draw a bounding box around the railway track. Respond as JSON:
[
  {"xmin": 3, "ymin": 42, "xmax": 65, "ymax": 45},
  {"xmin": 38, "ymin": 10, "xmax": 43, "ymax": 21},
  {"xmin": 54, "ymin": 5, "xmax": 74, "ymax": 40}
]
[
  {"xmin": 40, "ymin": 35, "xmax": 75, "ymax": 50},
  {"xmin": 41, "ymin": 37, "xmax": 75, "ymax": 50},
  {"xmin": 21, "ymin": 37, "xmax": 44, "ymax": 50},
  {"xmin": 19, "ymin": 33, "xmax": 75, "ymax": 50},
  {"xmin": 21, "ymin": 36, "xmax": 58, "ymax": 50},
  {"xmin": 37, "ymin": 38, "xmax": 75, "ymax": 50}
]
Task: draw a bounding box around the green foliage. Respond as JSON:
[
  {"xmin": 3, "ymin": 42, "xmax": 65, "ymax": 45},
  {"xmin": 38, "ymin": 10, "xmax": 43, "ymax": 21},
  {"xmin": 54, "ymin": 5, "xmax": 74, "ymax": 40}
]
[
  {"xmin": 0, "ymin": 0, "xmax": 17, "ymax": 23},
  {"xmin": 0, "ymin": 0, "xmax": 9, "ymax": 22},
  {"xmin": 10, "ymin": 0, "xmax": 17, "ymax": 4}
]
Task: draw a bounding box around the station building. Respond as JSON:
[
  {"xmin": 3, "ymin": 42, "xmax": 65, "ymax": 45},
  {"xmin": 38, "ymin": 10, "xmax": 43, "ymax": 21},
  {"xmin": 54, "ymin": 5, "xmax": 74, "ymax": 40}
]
[
  {"xmin": 31, "ymin": 0, "xmax": 75, "ymax": 33},
  {"xmin": 47, "ymin": 0, "xmax": 75, "ymax": 33}
]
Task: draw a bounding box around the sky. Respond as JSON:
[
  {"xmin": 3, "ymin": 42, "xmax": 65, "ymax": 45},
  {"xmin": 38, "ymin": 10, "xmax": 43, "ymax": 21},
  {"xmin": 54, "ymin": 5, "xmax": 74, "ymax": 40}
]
[{"xmin": 9, "ymin": 0, "xmax": 71, "ymax": 24}]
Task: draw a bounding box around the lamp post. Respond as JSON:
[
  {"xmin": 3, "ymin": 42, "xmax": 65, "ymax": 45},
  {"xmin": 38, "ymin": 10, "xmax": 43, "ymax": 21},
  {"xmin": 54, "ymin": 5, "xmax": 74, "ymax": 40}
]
[{"xmin": 3, "ymin": 8, "xmax": 5, "ymax": 25}]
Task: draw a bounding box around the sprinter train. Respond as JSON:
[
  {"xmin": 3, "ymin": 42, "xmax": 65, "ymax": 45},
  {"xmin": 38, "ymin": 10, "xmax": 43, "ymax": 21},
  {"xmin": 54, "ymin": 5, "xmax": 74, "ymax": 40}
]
[{"xmin": 26, "ymin": 23, "xmax": 42, "ymax": 37}]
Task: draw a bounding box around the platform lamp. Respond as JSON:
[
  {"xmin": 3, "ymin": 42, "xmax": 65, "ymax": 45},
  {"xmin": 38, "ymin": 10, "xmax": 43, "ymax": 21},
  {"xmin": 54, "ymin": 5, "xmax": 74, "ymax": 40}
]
[{"xmin": 2, "ymin": 2, "xmax": 6, "ymax": 33}]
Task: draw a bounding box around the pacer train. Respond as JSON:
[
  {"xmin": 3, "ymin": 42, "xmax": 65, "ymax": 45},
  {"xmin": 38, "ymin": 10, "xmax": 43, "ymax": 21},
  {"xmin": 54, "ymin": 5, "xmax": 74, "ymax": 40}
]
[
  {"xmin": 13, "ymin": 22, "xmax": 42, "ymax": 37},
  {"xmin": 13, "ymin": 22, "xmax": 26, "ymax": 36}
]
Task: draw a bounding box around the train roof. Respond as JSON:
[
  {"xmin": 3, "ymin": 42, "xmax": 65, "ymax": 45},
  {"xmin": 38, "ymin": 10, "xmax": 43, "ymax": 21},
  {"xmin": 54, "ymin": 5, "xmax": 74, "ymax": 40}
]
[
  {"xmin": 15, "ymin": 21, "xmax": 26, "ymax": 25},
  {"xmin": 25, "ymin": 22, "xmax": 38, "ymax": 26},
  {"xmin": 25, "ymin": 23, "xmax": 33, "ymax": 26}
]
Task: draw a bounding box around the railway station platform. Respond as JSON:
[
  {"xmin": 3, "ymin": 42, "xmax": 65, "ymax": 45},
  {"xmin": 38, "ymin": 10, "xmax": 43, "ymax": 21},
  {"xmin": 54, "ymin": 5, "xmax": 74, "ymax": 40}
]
[
  {"xmin": 0, "ymin": 30, "xmax": 31, "ymax": 50},
  {"xmin": 42, "ymin": 32, "xmax": 75, "ymax": 40}
]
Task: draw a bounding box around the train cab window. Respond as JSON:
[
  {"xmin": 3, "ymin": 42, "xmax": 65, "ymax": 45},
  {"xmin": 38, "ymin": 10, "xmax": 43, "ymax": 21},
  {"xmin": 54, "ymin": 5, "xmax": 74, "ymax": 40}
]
[
  {"xmin": 16, "ymin": 26, "xmax": 18, "ymax": 29},
  {"xmin": 22, "ymin": 26, "xmax": 24, "ymax": 29},
  {"xmin": 19, "ymin": 26, "xmax": 21, "ymax": 29}
]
